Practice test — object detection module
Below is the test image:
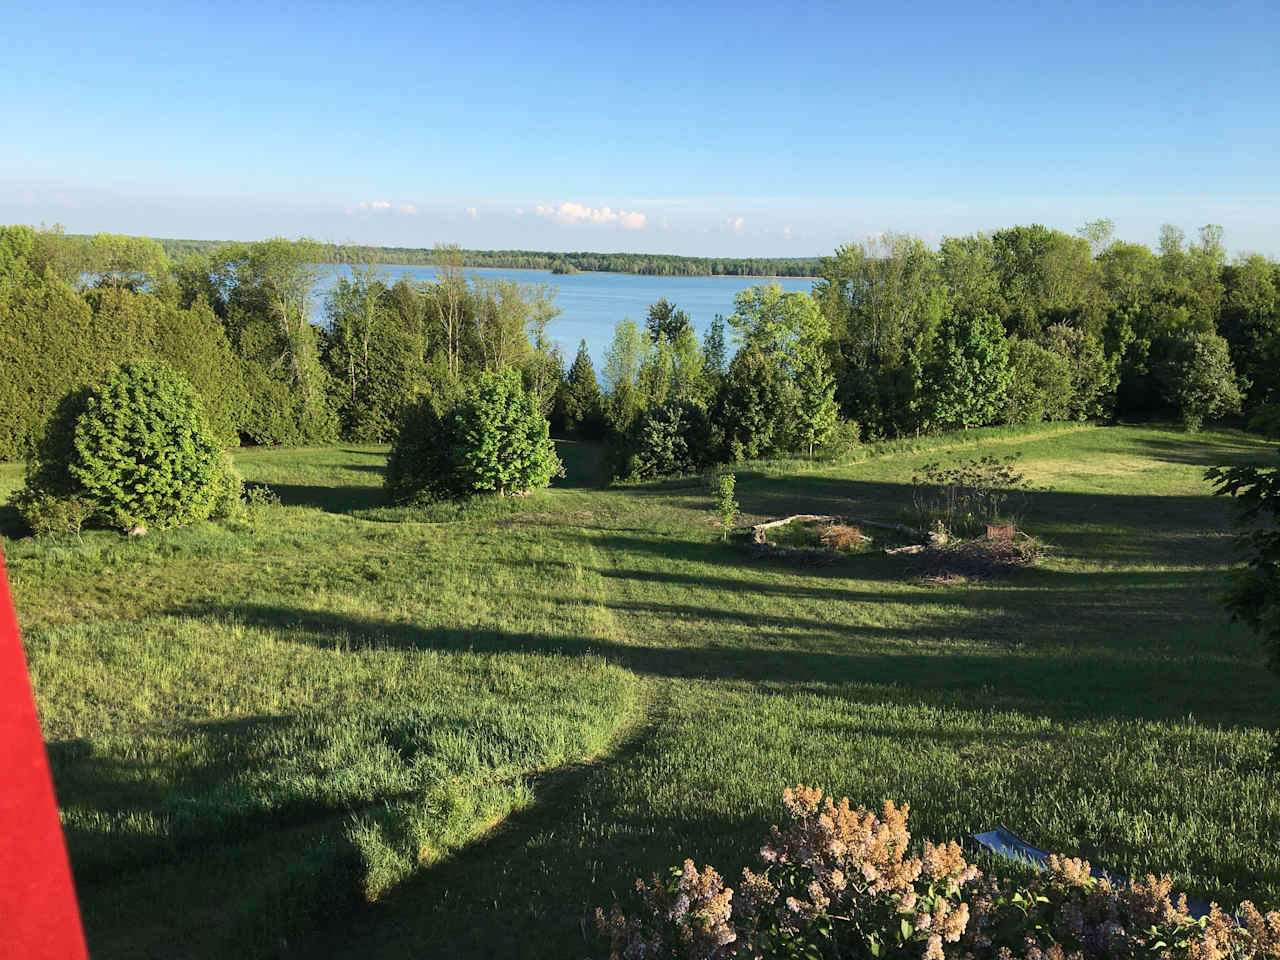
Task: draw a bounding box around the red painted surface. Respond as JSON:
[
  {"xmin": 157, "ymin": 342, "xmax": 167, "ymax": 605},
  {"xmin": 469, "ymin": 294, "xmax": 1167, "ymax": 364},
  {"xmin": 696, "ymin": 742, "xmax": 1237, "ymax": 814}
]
[{"xmin": 0, "ymin": 542, "xmax": 88, "ymax": 959}]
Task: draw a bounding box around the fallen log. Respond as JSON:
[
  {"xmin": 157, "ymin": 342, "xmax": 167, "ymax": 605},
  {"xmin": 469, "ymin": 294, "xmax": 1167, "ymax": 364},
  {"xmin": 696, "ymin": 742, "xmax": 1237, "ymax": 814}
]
[{"xmin": 751, "ymin": 515, "xmax": 922, "ymax": 544}]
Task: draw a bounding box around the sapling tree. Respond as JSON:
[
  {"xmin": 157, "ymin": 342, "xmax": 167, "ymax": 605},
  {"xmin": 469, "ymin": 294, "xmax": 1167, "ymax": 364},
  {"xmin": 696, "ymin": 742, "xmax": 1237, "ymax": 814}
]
[
  {"xmin": 793, "ymin": 348, "xmax": 839, "ymax": 456},
  {"xmin": 714, "ymin": 472, "xmax": 739, "ymax": 540}
]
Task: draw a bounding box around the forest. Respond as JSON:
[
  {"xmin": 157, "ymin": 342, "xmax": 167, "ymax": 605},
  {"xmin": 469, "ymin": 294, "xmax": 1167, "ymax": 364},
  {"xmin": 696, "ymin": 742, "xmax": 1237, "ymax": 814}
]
[
  {"xmin": 152, "ymin": 236, "xmax": 822, "ymax": 277},
  {"xmin": 4, "ymin": 220, "xmax": 1277, "ymax": 477}
]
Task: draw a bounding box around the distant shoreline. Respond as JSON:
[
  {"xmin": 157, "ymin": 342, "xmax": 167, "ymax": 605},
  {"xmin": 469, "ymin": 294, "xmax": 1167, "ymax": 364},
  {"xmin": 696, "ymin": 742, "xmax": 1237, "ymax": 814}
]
[
  {"xmin": 149, "ymin": 236, "xmax": 822, "ymax": 280},
  {"xmin": 347, "ymin": 263, "xmax": 820, "ymax": 281}
]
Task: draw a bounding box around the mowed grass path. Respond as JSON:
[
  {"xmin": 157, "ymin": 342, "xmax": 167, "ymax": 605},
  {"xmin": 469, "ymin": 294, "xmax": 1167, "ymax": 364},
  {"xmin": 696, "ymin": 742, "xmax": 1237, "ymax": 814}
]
[{"xmin": 2, "ymin": 423, "xmax": 1278, "ymax": 958}]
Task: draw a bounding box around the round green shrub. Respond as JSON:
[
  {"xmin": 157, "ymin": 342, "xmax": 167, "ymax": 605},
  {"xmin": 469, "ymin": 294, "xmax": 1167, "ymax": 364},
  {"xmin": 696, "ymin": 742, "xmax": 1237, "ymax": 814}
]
[
  {"xmin": 385, "ymin": 370, "xmax": 562, "ymax": 504},
  {"xmin": 20, "ymin": 361, "xmax": 223, "ymax": 532},
  {"xmin": 452, "ymin": 370, "xmax": 562, "ymax": 497}
]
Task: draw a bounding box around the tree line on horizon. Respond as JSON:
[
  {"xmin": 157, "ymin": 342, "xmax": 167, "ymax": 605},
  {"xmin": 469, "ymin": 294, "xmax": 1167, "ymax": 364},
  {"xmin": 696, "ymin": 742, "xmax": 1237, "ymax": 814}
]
[
  {"xmin": 2, "ymin": 220, "xmax": 1278, "ymax": 473},
  {"xmin": 150, "ymin": 237, "xmax": 822, "ymax": 278}
]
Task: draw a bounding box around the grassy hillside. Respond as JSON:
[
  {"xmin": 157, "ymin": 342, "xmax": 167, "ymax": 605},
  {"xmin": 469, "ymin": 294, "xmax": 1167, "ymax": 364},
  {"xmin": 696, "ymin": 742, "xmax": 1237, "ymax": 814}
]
[{"xmin": 3, "ymin": 424, "xmax": 1278, "ymax": 958}]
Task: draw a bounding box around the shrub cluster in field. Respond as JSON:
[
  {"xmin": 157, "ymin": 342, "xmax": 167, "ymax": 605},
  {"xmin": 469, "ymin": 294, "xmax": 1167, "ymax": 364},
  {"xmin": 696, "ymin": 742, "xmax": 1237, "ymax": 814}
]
[
  {"xmin": 12, "ymin": 361, "xmax": 241, "ymax": 535},
  {"xmin": 385, "ymin": 368, "xmax": 562, "ymax": 504},
  {"xmin": 596, "ymin": 785, "xmax": 1280, "ymax": 960}
]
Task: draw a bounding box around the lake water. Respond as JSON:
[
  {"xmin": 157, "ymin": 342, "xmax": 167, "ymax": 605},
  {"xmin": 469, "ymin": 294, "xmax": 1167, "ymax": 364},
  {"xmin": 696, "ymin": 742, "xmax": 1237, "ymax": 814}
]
[{"xmin": 314, "ymin": 265, "xmax": 815, "ymax": 360}]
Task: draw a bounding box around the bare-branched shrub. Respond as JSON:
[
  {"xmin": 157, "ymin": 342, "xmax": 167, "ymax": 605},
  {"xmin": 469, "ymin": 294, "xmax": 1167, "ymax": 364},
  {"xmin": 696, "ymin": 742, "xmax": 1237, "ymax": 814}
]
[
  {"xmin": 11, "ymin": 485, "xmax": 96, "ymax": 541},
  {"xmin": 910, "ymin": 455, "xmax": 1037, "ymax": 538},
  {"xmin": 594, "ymin": 784, "xmax": 1280, "ymax": 960}
]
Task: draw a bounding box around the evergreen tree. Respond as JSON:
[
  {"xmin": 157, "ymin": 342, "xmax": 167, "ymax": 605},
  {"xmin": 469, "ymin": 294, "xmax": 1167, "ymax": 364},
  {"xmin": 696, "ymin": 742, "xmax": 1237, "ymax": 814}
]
[
  {"xmin": 712, "ymin": 347, "xmax": 795, "ymax": 461},
  {"xmin": 560, "ymin": 339, "xmax": 604, "ymax": 437},
  {"xmin": 614, "ymin": 399, "xmax": 710, "ymax": 480}
]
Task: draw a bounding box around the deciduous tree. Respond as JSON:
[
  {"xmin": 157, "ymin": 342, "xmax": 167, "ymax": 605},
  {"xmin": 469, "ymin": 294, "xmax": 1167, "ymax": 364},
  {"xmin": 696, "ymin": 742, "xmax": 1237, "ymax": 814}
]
[{"xmin": 922, "ymin": 308, "xmax": 1012, "ymax": 430}]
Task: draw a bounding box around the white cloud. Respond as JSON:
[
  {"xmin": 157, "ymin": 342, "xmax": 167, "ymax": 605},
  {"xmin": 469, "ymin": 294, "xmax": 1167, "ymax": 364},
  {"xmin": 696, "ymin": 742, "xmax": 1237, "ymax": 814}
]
[
  {"xmin": 531, "ymin": 201, "xmax": 647, "ymax": 230},
  {"xmin": 347, "ymin": 199, "xmax": 417, "ymax": 215},
  {"xmin": 783, "ymin": 225, "xmax": 793, "ymax": 240},
  {"xmin": 725, "ymin": 216, "xmax": 744, "ymax": 232},
  {"xmin": 514, "ymin": 207, "xmax": 525, "ymax": 215},
  {"xmin": 465, "ymin": 206, "xmax": 478, "ymax": 217}
]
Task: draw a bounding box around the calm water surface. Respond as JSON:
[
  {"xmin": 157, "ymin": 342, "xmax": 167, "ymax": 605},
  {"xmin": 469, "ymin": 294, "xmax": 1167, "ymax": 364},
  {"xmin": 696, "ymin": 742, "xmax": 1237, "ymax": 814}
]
[{"xmin": 315, "ymin": 265, "xmax": 815, "ymax": 359}]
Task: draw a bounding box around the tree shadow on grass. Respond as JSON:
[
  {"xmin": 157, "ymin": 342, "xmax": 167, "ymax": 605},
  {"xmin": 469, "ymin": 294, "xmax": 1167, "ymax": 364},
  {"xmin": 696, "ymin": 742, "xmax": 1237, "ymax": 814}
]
[
  {"xmin": 48, "ymin": 710, "xmax": 491, "ymax": 885},
  {"xmin": 1133, "ymin": 433, "xmax": 1279, "ymax": 468},
  {"xmin": 259, "ymin": 482, "xmax": 390, "ymax": 514},
  {"xmin": 282, "ymin": 716, "xmax": 670, "ymax": 960},
  {"xmin": 66, "ymin": 672, "xmax": 665, "ymax": 960},
  {"xmin": 279, "ymin": 665, "xmax": 1280, "ymax": 959},
  {"xmin": 339, "ymin": 463, "xmax": 387, "ymax": 475},
  {"xmin": 167, "ymin": 601, "xmax": 1274, "ymax": 727}
]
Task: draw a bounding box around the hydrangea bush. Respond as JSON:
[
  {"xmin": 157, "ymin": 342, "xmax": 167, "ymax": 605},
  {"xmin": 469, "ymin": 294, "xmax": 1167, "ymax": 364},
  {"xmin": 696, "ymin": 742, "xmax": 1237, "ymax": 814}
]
[{"xmin": 596, "ymin": 785, "xmax": 1280, "ymax": 960}]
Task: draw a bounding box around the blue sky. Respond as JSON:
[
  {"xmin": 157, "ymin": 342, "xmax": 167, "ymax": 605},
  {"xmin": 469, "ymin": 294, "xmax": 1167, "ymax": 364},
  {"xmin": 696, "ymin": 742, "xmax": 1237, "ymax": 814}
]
[{"xmin": 2, "ymin": 0, "xmax": 1277, "ymax": 256}]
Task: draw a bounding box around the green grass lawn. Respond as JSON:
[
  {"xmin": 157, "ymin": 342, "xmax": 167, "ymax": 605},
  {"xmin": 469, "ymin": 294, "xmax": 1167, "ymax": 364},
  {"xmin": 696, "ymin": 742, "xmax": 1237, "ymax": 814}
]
[{"xmin": 3, "ymin": 423, "xmax": 1279, "ymax": 958}]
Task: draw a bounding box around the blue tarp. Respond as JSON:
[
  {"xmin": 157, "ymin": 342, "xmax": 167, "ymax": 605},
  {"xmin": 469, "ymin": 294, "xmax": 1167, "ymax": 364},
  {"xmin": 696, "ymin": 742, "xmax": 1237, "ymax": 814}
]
[{"xmin": 972, "ymin": 824, "xmax": 1211, "ymax": 919}]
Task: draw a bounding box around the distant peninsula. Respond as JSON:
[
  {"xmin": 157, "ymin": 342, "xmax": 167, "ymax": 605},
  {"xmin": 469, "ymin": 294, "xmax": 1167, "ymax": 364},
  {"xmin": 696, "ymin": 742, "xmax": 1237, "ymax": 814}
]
[{"xmin": 152, "ymin": 237, "xmax": 821, "ymax": 278}]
